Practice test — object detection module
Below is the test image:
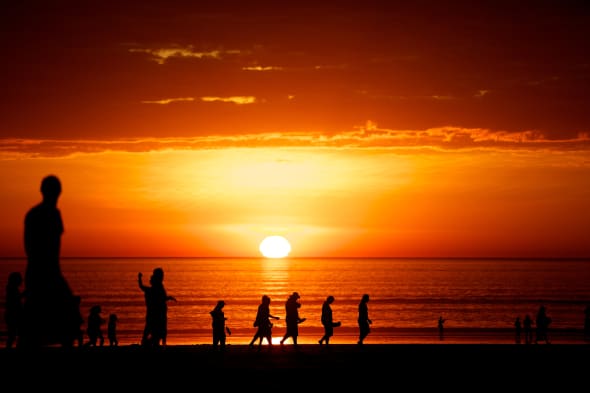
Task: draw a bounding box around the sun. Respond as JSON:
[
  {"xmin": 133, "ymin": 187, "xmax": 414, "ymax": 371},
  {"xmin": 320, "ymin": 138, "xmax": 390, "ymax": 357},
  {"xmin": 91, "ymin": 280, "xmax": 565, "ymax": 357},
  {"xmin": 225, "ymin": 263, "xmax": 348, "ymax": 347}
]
[{"xmin": 259, "ymin": 235, "xmax": 292, "ymax": 258}]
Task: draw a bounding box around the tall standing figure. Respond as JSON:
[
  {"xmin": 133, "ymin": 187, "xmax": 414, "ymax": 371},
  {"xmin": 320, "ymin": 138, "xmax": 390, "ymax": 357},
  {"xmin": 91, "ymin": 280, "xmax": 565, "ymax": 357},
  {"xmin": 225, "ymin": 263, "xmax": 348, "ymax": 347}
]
[
  {"xmin": 357, "ymin": 293, "xmax": 372, "ymax": 345},
  {"xmin": 21, "ymin": 175, "xmax": 82, "ymax": 348},
  {"xmin": 138, "ymin": 267, "xmax": 176, "ymax": 347}
]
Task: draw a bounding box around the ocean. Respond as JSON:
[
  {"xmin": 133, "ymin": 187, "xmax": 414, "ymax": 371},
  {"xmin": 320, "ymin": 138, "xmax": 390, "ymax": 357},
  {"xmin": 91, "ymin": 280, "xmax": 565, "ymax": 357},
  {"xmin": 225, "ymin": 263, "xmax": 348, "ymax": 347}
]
[{"xmin": 1, "ymin": 257, "xmax": 589, "ymax": 346}]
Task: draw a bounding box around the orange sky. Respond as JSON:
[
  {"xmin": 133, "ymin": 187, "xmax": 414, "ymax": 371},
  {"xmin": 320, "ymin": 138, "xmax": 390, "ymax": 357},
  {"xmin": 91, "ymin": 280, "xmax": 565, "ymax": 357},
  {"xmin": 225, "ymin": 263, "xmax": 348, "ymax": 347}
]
[{"xmin": 1, "ymin": 2, "xmax": 589, "ymax": 258}]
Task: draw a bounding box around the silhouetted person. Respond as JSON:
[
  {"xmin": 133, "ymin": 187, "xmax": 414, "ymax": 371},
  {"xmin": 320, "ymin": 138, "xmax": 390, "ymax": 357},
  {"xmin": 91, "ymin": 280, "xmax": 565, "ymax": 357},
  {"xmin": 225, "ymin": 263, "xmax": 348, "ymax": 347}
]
[
  {"xmin": 280, "ymin": 291, "xmax": 306, "ymax": 347},
  {"xmin": 69, "ymin": 295, "xmax": 84, "ymax": 347},
  {"xmin": 249, "ymin": 295, "xmax": 279, "ymax": 349},
  {"xmin": 138, "ymin": 268, "xmax": 176, "ymax": 347},
  {"xmin": 108, "ymin": 313, "xmax": 118, "ymax": 346},
  {"xmin": 438, "ymin": 315, "xmax": 446, "ymax": 340},
  {"xmin": 210, "ymin": 300, "xmax": 228, "ymax": 350},
  {"xmin": 535, "ymin": 305, "xmax": 551, "ymax": 344},
  {"xmin": 319, "ymin": 295, "xmax": 341, "ymax": 347},
  {"xmin": 357, "ymin": 294, "xmax": 372, "ymax": 345},
  {"xmin": 584, "ymin": 305, "xmax": 590, "ymax": 341},
  {"xmin": 523, "ymin": 314, "xmax": 533, "ymax": 344},
  {"xmin": 85, "ymin": 305, "xmax": 105, "ymax": 347},
  {"xmin": 514, "ymin": 316, "xmax": 522, "ymax": 344},
  {"xmin": 20, "ymin": 175, "xmax": 83, "ymax": 348},
  {"xmin": 4, "ymin": 271, "xmax": 24, "ymax": 348}
]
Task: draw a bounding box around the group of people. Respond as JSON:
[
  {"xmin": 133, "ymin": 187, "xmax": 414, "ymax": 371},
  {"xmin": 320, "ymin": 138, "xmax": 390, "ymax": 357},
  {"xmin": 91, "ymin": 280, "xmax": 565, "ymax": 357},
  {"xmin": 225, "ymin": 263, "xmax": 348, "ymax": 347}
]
[
  {"xmin": 5, "ymin": 175, "xmax": 585, "ymax": 350},
  {"xmin": 3, "ymin": 174, "xmax": 376, "ymax": 350},
  {"xmin": 230, "ymin": 291, "xmax": 371, "ymax": 350},
  {"xmin": 514, "ymin": 305, "xmax": 553, "ymax": 344}
]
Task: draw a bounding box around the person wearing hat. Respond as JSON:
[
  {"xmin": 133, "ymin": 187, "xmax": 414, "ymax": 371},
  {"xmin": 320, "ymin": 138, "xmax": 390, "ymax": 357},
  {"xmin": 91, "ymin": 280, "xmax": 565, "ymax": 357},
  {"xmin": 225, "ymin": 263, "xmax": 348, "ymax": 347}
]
[{"xmin": 280, "ymin": 292, "xmax": 306, "ymax": 347}]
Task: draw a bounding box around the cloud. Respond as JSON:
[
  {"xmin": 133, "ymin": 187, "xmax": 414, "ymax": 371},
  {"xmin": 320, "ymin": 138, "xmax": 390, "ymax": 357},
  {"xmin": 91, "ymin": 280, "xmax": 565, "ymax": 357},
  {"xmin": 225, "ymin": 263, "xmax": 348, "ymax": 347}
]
[
  {"xmin": 200, "ymin": 96, "xmax": 257, "ymax": 104},
  {"xmin": 2, "ymin": 123, "xmax": 589, "ymax": 159},
  {"xmin": 474, "ymin": 90, "xmax": 490, "ymax": 98},
  {"xmin": 242, "ymin": 66, "xmax": 284, "ymax": 71},
  {"xmin": 139, "ymin": 96, "xmax": 257, "ymax": 105},
  {"xmin": 129, "ymin": 46, "xmax": 241, "ymax": 64},
  {"xmin": 141, "ymin": 97, "xmax": 195, "ymax": 105}
]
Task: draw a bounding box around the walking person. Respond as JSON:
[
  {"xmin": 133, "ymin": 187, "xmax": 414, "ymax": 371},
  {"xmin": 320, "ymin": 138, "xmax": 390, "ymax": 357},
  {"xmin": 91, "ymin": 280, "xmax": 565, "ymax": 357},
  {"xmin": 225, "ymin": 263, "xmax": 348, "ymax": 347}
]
[
  {"xmin": 357, "ymin": 294, "xmax": 372, "ymax": 345},
  {"xmin": 280, "ymin": 291, "xmax": 306, "ymax": 347},
  {"xmin": 210, "ymin": 300, "xmax": 228, "ymax": 350},
  {"xmin": 249, "ymin": 295, "xmax": 280, "ymax": 349},
  {"xmin": 318, "ymin": 295, "xmax": 341, "ymax": 347}
]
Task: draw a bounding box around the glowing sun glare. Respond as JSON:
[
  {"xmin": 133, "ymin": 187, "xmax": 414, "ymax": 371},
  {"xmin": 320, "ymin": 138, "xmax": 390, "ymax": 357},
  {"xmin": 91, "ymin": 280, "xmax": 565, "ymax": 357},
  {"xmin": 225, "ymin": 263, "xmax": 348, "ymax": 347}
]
[{"xmin": 259, "ymin": 235, "xmax": 291, "ymax": 258}]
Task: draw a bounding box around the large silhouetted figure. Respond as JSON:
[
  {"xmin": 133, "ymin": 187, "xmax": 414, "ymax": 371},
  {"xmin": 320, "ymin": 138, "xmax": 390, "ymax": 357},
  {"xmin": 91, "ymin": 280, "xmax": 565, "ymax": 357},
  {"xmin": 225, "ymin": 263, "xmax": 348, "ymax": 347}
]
[{"xmin": 20, "ymin": 175, "xmax": 82, "ymax": 348}]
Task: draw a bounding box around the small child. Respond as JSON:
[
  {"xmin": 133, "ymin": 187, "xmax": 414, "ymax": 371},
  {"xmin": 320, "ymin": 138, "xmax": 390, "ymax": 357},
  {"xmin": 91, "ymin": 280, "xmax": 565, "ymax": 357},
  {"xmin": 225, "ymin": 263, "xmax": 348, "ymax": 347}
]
[
  {"xmin": 107, "ymin": 313, "xmax": 118, "ymax": 346},
  {"xmin": 85, "ymin": 305, "xmax": 105, "ymax": 347}
]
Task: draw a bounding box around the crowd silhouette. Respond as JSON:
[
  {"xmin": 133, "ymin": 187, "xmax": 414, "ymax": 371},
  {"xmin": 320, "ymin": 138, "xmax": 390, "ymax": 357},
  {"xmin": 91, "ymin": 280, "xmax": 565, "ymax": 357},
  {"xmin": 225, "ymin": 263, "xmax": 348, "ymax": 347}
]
[{"xmin": 1, "ymin": 175, "xmax": 585, "ymax": 350}]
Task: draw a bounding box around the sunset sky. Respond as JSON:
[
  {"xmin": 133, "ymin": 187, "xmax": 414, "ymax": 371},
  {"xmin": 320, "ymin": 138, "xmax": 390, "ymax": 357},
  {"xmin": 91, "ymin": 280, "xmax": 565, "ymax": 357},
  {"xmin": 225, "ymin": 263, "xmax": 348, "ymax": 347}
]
[{"xmin": 1, "ymin": 1, "xmax": 589, "ymax": 258}]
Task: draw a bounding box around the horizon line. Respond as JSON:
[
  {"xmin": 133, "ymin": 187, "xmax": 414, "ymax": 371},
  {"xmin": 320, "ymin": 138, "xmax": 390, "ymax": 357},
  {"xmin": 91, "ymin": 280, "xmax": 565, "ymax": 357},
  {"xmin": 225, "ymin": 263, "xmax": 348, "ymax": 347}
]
[{"xmin": 1, "ymin": 256, "xmax": 589, "ymax": 261}]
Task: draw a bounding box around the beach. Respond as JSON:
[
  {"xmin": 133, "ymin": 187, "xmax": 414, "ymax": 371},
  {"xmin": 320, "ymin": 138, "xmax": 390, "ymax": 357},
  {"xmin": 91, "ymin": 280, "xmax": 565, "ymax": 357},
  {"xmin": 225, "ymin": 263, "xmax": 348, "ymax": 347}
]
[{"xmin": 2, "ymin": 343, "xmax": 589, "ymax": 387}]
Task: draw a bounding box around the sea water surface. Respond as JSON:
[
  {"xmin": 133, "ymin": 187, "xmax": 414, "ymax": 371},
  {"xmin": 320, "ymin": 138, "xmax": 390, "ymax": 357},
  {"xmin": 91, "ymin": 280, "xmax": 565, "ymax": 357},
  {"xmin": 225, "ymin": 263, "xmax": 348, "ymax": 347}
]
[{"xmin": 1, "ymin": 257, "xmax": 589, "ymax": 345}]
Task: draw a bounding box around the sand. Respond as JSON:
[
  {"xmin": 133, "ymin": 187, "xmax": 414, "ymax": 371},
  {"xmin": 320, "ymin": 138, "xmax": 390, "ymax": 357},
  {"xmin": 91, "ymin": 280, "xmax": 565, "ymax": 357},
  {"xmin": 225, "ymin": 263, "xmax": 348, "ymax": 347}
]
[{"xmin": 1, "ymin": 343, "xmax": 588, "ymax": 387}]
